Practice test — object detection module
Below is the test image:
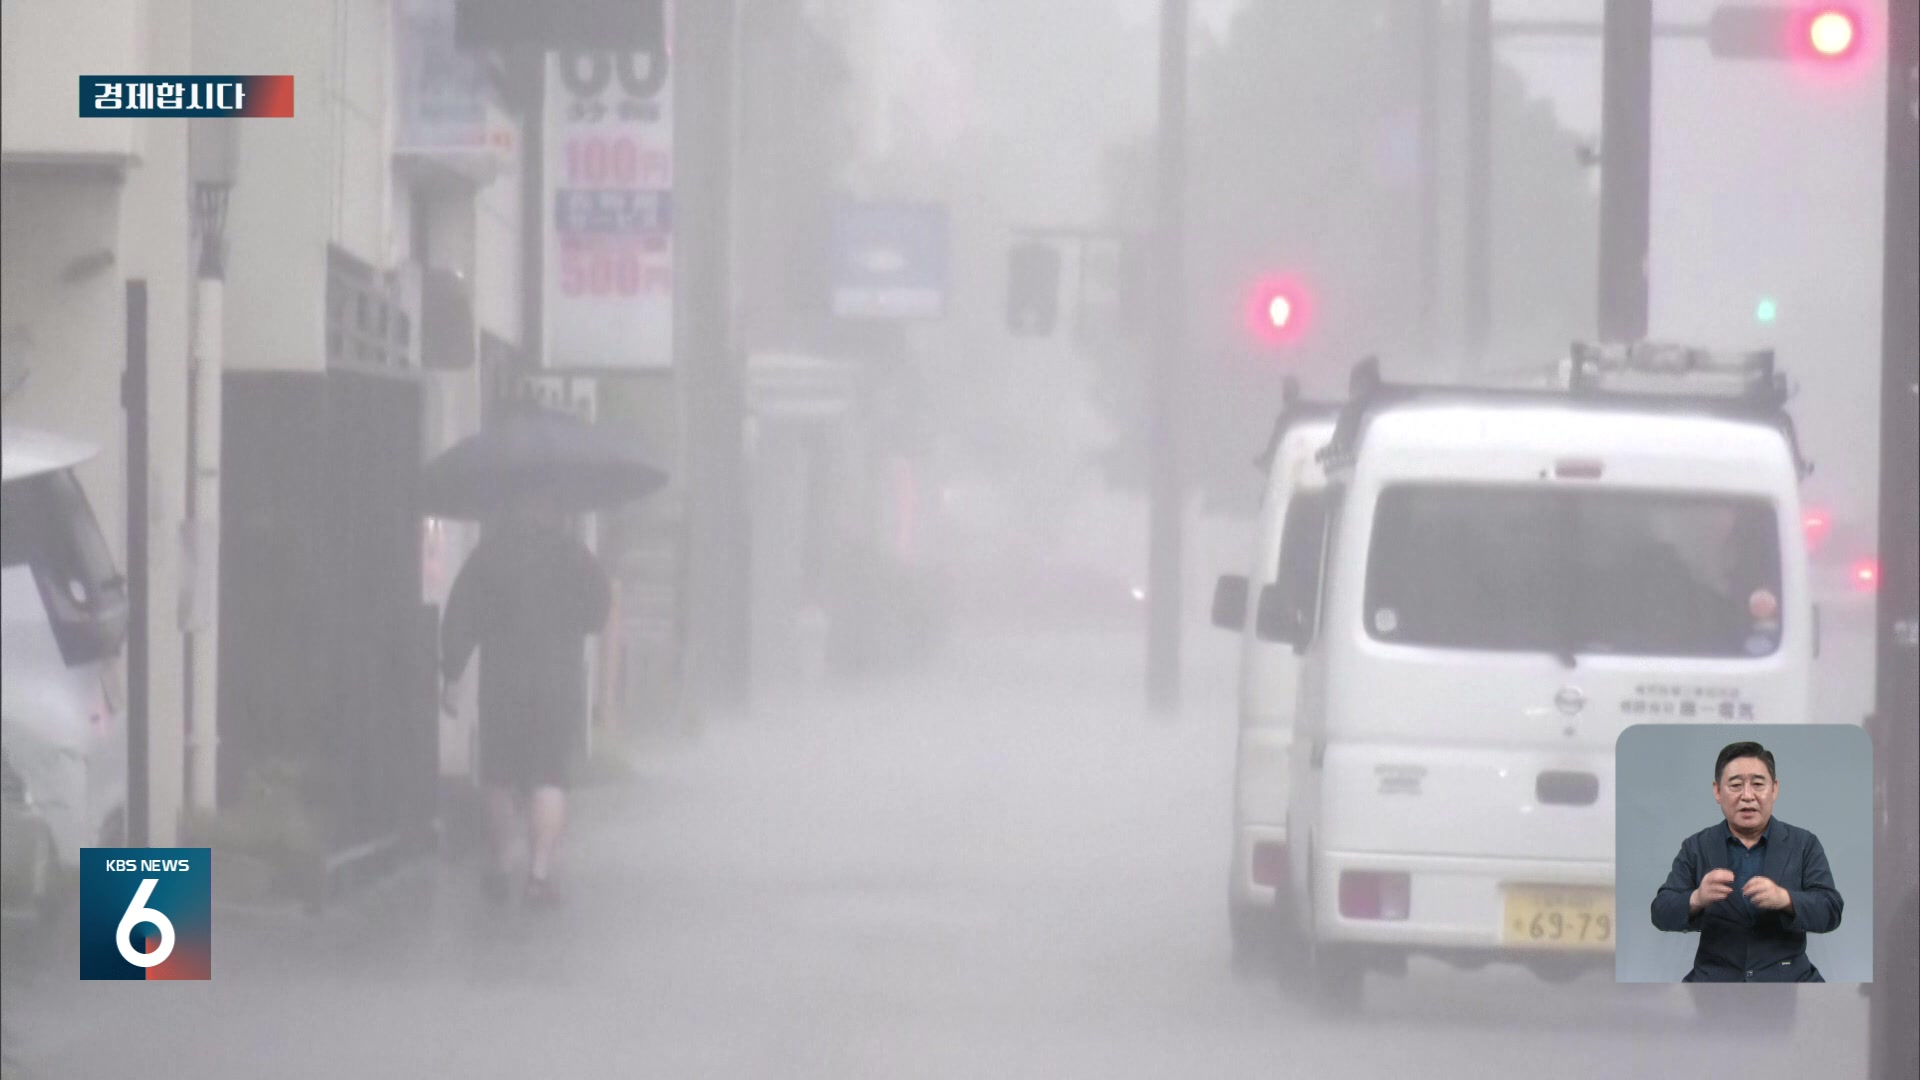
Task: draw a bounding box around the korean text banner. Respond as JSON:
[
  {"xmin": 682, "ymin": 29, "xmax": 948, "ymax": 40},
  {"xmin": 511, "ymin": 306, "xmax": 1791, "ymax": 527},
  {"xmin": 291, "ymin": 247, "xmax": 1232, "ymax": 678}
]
[{"xmin": 80, "ymin": 77, "xmax": 294, "ymax": 118}]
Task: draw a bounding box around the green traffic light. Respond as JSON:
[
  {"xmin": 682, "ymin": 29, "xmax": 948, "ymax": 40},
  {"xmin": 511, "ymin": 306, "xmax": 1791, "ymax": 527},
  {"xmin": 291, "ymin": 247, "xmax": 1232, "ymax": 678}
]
[{"xmin": 1755, "ymin": 298, "xmax": 1778, "ymax": 324}]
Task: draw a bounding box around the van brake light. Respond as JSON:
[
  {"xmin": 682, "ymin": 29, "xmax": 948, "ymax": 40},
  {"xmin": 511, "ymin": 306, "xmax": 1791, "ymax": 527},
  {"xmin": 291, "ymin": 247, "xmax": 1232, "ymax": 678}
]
[
  {"xmin": 1339, "ymin": 871, "xmax": 1411, "ymax": 921},
  {"xmin": 1852, "ymin": 558, "xmax": 1879, "ymax": 592}
]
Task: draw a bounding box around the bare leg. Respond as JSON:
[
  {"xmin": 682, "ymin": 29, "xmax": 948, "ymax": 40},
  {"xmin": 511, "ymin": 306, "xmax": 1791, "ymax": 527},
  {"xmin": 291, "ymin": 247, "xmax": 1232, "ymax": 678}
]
[
  {"xmin": 528, "ymin": 786, "xmax": 566, "ymax": 883},
  {"xmin": 486, "ymin": 786, "xmax": 521, "ymax": 876}
]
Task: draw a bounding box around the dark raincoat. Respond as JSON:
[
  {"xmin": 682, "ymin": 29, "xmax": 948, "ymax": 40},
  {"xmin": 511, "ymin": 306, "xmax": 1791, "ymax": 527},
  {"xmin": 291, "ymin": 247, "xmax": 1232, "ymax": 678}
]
[{"xmin": 440, "ymin": 523, "xmax": 612, "ymax": 789}]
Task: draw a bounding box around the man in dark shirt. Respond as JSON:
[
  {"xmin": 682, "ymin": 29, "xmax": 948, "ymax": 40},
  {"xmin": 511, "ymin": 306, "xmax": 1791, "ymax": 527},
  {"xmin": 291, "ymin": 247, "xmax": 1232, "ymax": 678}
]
[
  {"xmin": 1650, "ymin": 741, "xmax": 1844, "ymax": 982},
  {"xmin": 441, "ymin": 492, "xmax": 612, "ymax": 906}
]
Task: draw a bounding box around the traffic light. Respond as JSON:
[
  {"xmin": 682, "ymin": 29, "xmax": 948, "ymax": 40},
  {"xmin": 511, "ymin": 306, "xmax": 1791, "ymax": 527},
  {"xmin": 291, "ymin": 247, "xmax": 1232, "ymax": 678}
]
[
  {"xmin": 1807, "ymin": 8, "xmax": 1859, "ymax": 57},
  {"xmin": 1006, "ymin": 241, "xmax": 1062, "ymax": 337},
  {"xmin": 1244, "ymin": 277, "xmax": 1310, "ymax": 348},
  {"xmin": 1708, "ymin": 5, "xmax": 1863, "ymax": 62}
]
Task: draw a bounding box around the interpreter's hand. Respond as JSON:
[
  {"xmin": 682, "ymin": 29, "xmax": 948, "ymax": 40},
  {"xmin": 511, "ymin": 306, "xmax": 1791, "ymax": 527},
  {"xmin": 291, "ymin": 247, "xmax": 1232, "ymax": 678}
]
[
  {"xmin": 441, "ymin": 681, "xmax": 460, "ymax": 718},
  {"xmin": 1743, "ymin": 875, "xmax": 1793, "ymax": 912},
  {"xmin": 1691, "ymin": 868, "xmax": 1736, "ymax": 912}
]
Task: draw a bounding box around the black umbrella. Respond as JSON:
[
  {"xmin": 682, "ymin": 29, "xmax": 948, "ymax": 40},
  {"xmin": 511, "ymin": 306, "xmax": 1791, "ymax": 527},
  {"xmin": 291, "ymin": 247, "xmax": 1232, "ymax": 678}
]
[{"xmin": 420, "ymin": 408, "xmax": 667, "ymax": 520}]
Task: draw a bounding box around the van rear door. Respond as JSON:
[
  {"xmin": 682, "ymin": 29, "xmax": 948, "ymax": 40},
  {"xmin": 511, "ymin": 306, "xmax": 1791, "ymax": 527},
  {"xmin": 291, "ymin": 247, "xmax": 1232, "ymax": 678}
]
[{"xmin": 1319, "ymin": 481, "xmax": 1800, "ymax": 862}]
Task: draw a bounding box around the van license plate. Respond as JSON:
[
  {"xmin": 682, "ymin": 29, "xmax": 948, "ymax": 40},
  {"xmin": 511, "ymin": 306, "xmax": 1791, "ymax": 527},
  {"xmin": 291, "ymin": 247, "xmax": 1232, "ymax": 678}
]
[{"xmin": 1502, "ymin": 886, "xmax": 1614, "ymax": 950}]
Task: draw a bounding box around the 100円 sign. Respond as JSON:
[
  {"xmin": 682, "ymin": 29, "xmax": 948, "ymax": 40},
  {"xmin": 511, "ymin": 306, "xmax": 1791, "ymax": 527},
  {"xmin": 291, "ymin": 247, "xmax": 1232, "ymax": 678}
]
[{"xmin": 543, "ymin": 43, "xmax": 673, "ymax": 371}]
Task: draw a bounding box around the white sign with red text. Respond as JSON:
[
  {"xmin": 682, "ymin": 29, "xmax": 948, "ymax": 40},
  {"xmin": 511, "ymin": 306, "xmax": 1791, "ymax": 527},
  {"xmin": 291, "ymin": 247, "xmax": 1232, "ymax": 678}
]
[{"xmin": 543, "ymin": 45, "xmax": 673, "ymax": 370}]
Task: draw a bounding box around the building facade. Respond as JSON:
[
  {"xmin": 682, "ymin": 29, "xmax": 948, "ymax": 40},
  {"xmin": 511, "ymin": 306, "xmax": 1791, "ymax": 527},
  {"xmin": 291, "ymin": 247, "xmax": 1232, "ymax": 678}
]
[{"xmin": 2, "ymin": 0, "xmax": 524, "ymax": 863}]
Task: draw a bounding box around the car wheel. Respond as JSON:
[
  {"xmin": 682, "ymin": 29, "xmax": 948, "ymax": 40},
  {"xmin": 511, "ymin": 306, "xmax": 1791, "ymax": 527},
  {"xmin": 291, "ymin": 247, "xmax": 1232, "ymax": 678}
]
[
  {"xmin": 1305, "ymin": 939, "xmax": 1366, "ymax": 1015},
  {"xmin": 1229, "ymin": 901, "xmax": 1269, "ymax": 979},
  {"xmin": 1265, "ymin": 883, "xmax": 1309, "ymax": 979}
]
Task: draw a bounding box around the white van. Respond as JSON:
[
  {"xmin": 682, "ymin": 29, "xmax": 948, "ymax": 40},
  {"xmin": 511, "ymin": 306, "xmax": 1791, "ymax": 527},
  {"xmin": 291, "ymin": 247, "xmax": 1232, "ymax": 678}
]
[
  {"xmin": 1211, "ymin": 392, "xmax": 1337, "ymax": 972},
  {"xmin": 1, "ymin": 425, "xmax": 129, "ymax": 911},
  {"xmin": 1274, "ymin": 347, "xmax": 1815, "ymax": 1008}
]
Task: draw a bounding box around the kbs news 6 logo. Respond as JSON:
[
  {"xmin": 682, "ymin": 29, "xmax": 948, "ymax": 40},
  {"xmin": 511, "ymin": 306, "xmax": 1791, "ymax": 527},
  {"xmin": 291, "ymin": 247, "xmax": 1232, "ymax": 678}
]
[{"xmin": 79, "ymin": 848, "xmax": 212, "ymax": 980}]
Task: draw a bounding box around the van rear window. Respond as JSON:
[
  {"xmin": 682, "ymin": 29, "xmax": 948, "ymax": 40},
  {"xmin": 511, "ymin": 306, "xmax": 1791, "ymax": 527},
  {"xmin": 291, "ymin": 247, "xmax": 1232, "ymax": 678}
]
[{"xmin": 1363, "ymin": 485, "xmax": 1783, "ymax": 660}]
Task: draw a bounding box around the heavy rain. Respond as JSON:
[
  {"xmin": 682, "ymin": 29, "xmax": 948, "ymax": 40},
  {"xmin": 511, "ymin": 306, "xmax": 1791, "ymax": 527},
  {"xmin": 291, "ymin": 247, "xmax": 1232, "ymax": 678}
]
[{"xmin": 2, "ymin": 1, "xmax": 1916, "ymax": 1078}]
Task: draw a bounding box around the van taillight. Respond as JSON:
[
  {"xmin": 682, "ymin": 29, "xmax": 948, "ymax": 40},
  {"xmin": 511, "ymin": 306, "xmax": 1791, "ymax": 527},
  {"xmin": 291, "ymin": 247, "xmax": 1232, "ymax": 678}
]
[
  {"xmin": 1802, "ymin": 509, "xmax": 1831, "ymax": 552},
  {"xmin": 1339, "ymin": 871, "xmax": 1411, "ymax": 921},
  {"xmin": 1852, "ymin": 558, "xmax": 1879, "ymax": 592}
]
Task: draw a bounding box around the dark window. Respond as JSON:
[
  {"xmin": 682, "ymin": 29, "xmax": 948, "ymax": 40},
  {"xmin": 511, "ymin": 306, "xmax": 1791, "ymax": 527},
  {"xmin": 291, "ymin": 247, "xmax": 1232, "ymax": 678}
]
[
  {"xmin": 1272, "ymin": 490, "xmax": 1329, "ymax": 642},
  {"xmin": 1363, "ymin": 485, "xmax": 1783, "ymax": 660},
  {"xmin": 326, "ymin": 246, "xmax": 412, "ymax": 369}
]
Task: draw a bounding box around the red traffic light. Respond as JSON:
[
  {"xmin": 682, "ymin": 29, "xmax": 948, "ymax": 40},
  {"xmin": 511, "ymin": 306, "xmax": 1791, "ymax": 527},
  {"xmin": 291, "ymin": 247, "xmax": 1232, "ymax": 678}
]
[
  {"xmin": 1805, "ymin": 9, "xmax": 1858, "ymax": 58},
  {"xmin": 1264, "ymin": 293, "xmax": 1294, "ymax": 330},
  {"xmin": 1244, "ymin": 277, "xmax": 1311, "ymax": 347},
  {"xmin": 1708, "ymin": 5, "xmax": 1865, "ymax": 64}
]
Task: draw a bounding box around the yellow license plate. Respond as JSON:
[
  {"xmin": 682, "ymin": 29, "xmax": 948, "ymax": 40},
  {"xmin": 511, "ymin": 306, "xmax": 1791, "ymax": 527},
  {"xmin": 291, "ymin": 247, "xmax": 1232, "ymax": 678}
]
[{"xmin": 1502, "ymin": 886, "xmax": 1615, "ymax": 951}]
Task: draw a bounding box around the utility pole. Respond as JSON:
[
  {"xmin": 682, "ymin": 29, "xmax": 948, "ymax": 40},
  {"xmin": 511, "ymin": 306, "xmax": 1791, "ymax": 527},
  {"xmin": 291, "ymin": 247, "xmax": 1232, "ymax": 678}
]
[
  {"xmin": 1417, "ymin": 0, "xmax": 1440, "ymax": 354},
  {"xmin": 1597, "ymin": 0, "xmax": 1653, "ymax": 342},
  {"xmin": 1465, "ymin": 0, "xmax": 1491, "ymax": 373},
  {"xmin": 1147, "ymin": 0, "xmax": 1188, "ymax": 714},
  {"xmin": 678, "ymin": 0, "xmax": 751, "ymax": 721},
  {"xmin": 1870, "ymin": 2, "xmax": 1919, "ymax": 1076},
  {"xmin": 184, "ymin": 118, "xmax": 235, "ymax": 817}
]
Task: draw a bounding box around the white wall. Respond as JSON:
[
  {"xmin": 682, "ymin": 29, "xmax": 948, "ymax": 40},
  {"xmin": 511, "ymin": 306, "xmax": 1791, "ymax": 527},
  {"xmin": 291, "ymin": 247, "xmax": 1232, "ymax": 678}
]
[
  {"xmin": 0, "ymin": 175, "xmax": 130, "ymax": 546},
  {"xmin": 196, "ymin": 0, "xmax": 400, "ymax": 374},
  {"xmin": 333, "ymin": 0, "xmax": 397, "ymax": 266},
  {"xmin": 2, "ymin": 0, "xmax": 195, "ymax": 844},
  {"xmin": 475, "ymin": 149, "xmax": 524, "ymax": 346},
  {"xmin": 195, "ymin": 0, "xmax": 334, "ymax": 372},
  {"xmin": 0, "ymin": 0, "xmax": 144, "ymax": 162}
]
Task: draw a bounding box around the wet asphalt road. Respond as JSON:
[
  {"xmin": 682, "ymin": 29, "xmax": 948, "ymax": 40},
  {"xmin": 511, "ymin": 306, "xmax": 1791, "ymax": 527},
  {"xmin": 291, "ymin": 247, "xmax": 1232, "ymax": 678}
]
[{"xmin": 1, "ymin": 624, "xmax": 1874, "ymax": 1079}]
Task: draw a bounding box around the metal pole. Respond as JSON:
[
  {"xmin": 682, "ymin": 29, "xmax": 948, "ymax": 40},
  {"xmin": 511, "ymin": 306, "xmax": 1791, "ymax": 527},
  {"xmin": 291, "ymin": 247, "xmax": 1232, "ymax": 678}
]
[
  {"xmin": 1870, "ymin": 2, "xmax": 1919, "ymax": 1076},
  {"xmin": 1597, "ymin": 0, "xmax": 1653, "ymax": 342},
  {"xmin": 123, "ymin": 279, "xmax": 150, "ymax": 847},
  {"xmin": 679, "ymin": 0, "xmax": 749, "ymax": 721},
  {"xmin": 1418, "ymin": 0, "xmax": 1440, "ymax": 353},
  {"xmin": 185, "ymin": 266, "xmax": 224, "ymax": 815},
  {"xmin": 1465, "ymin": 0, "xmax": 1492, "ymax": 373},
  {"xmin": 521, "ymin": 51, "xmax": 544, "ymax": 378},
  {"xmin": 1147, "ymin": 0, "xmax": 1188, "ymax": 714}
]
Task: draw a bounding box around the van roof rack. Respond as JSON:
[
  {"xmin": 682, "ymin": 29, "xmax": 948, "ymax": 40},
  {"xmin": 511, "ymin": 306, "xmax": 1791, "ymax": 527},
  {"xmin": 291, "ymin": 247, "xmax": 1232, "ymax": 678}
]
[
  {"xmin": 1253, "ymin": 374, "xmax": 1342, "ymax": 470},
  {"xmin": 1564, "ymin": 340, "xmax": 1786, "ymax": 398},
  {"xmin": 1316, "ymin": 348, "xmax": 1811, "ymax": 478}
]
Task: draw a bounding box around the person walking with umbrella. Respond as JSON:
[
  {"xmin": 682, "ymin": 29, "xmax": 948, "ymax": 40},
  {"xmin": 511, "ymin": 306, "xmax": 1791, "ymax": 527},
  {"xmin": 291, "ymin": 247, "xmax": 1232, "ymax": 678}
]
[
  {"xmin": 440, "ymin": 490, "xmax": 611, "ymax": 905},
  {"xmin": 425, "ymin": 406, "xmax": 662, "ymax": 906}
]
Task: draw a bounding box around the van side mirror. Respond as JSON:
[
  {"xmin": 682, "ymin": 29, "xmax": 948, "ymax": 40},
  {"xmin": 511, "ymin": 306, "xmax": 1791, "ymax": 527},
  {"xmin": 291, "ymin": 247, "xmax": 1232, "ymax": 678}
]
[
  {"xmin": 1255, "ymin": 583, "xmax": 1306, "ymax": 650},
  {"xmin": 1211, "ymin": 575, "xmax": 1249, "ymax": 631}
]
